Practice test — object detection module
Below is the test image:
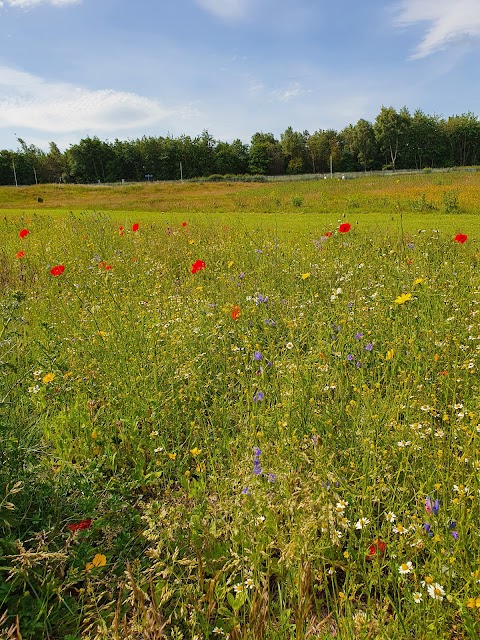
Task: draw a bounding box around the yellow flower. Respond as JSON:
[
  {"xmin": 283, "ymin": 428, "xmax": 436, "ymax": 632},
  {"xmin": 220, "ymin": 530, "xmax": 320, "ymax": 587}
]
[
  {"xmin": 168, "ymin": 453, "xmax": 177, "ymax": 460},
  {"xmin": 227, "ymin": 261, "xmax": 234, "ymax": 268},
  {"xmin": 301, "ymin": 272, "xmax": 311, "ymax": 280},
  {"xmin": 413, "ymin": 278, "xmax": 423, "ymax": 286},
  {"xmin": 467, "ymin": 597, "xmax": 480, "ymax": 609},
  {"xmin": 42, "ymin": 373, "xmax": 55, "ymax": 384},
  {"xmin": 188, "ymin": 239, "xmax": 195, "ymax": 244},
  {"xmin": 190, "ymin": 447, "xmax": 202, "ymax": 456},
  {"xmin": 394, "ymin": 292, "xmax": 412, "ymax": 305},
  {"xmin": 86, "ymin": 553, "xmax": 106, "ymax": 571},
  {"xmin": 386, "ymin": 349, "xmax": 395, "ymax": 361}
]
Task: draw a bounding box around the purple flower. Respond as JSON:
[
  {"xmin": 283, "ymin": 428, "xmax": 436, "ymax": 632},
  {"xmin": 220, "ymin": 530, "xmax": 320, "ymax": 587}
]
[
  {"xmin": 424, "ymin": 523, "xmax": 434, "ymax": 537},
  {"xmin": 254, "ymin": 447, "xmax": 262, "ymax": 457},
  {"xmin": 364, "ymin": 343, "xmax": 373, "ymax": 352},
  {"xmin": 355, "ymin": 332, "xmax": 363, "ymax": 340},
  {"xmin": 451, "ymin": 530, "xmax": 459, "ymax": 540},
  {"xmin": 425, "ymin": 496, "xmax": 440, "ymax": 516},
  {"xmin": 347, "ymin": 354, "xmax": 354, "ymax": 362},
  {"xmin": 256, "ymin": 293, "xmax": 268, "ymax": 304},
  {"xmin": 253, "ymin": 351, "xmax": 263, "ymax": 361},
  {"xmin": 242, "ymin": 487, "xmax": 250, "ymax": 495},
  {"xmin": 253, "ymin": 391, "xmax": 264, "ymax": 402},
  {"xmin": 253, "ymin": 460, "xmax": 262, "ymax": 475},
  {"xmin": 266, "ymin": 473, "xmax": 276, "ymax": 483},
  {"xmin": 238, "ymin": 272, "xmax": 245, "ymax": 279},
  {"xmin": 449, "ymin": 522, "xmax": 459, "ymax": 539},
  {"xmin": 356, "ymin": 361, "xmax": 361, "ymax": 368},
  {"xmin": 264, "ymin": 319, "xmax": 275, "ymax": 327},
  {"xmin": 407, "ymin": 243, "xmax": 415, "ymax": 249}
]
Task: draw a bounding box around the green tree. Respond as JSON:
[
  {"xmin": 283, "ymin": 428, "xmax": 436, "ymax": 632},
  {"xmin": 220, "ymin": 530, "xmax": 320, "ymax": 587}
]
[
  {"xmin": 374, "ymin": 106, "xmax": 410, "ymax": 170},
  {"xmin": 248, "ymin": 133, "xmax": 284, "ymax": 175},
  {"xmin": 280, "ymin": 127, "xmax": 307, "ymax": 174}
]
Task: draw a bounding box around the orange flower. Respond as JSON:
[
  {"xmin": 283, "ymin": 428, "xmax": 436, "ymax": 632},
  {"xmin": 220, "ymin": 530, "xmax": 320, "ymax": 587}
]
[{"xmin": 231, "ymin": 305, "xmax": 241, "ymax": 320}]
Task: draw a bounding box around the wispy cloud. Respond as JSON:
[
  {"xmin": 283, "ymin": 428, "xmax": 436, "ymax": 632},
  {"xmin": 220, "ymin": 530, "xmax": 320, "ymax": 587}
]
[
  {"xmin": 194, "ymin": 0, "xmax": 251, "ymax": 21},
  {"xmin": 0, "ymin": 0, "xmax": 79, "ymax": 8},
  {"xmin": 272, "ymin": 83, "xmax": 311, "ymax": 103},
  {"xmin": 0, "ymin": 65, "xmax": 197, "ymax": 136},
  {"xmin": 396, "ymin": 0, "xmax": 480, "ymax": 58}
]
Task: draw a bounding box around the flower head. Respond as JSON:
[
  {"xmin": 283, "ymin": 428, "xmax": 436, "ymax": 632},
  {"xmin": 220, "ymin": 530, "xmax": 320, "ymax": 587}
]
[
  {"xmin": 338, "ymin": 223, "xmax": 351, "ymax": 233},
  {"xmin": 425, "ymin": 496, "xmax": 440, "ymax": 516},
  {"xmin": 399, "ymin": 561, "xmax": 413, "ymax": 575},
  {"xmin": 19, "ymin": 228, "xmax": 30, "ymax": 239},
  {"xmin": 394, "ymin": 292, "xmax": 412, "ymax": 305},
  {"xmin": 67, "ymin": 518, "xmax": 92, "ymax": 532},
  {"xmin": 50, "ymin": 265, "xmax": 65, "ymax": 277},
  {"xmin": 16, "ymin": 251, "xmax": 25, "ymax": 259},
  {"xmin": 454, "ymin": 233, "xmax": 467, "ymax": 244},
  {"xmin": 253, "ymin": 391, "xmax": 264, "ymax": 402},
  {"xmin": 231, "ymin": 305, "xmax": 241, "ymax": 320},
  {"xmin": 191, "ymin": 259, "xmax": 206, "ymax": 274},
  {"xmin": 85, "ymin": 553, "xmax": 107, "ymax": 571},
  {"xmin": 427, "ymin": 582, "xmax": 445, "ymax": 601},
  {"xmin": 366, "ymin": 539, "xmax": 386, "ymax": 561},
  {"xmin": 132, "ymin": 223, "xmax": 139, "ymax": 232}
]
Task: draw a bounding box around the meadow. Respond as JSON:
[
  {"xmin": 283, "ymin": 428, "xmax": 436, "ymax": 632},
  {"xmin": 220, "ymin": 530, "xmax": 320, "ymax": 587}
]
[{"xmin": 0, "ymin": 172, "xmax": 479, "ymax": 639}]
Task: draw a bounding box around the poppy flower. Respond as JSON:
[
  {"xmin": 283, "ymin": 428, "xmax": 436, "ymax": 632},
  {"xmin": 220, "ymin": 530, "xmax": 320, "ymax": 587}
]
[
  {"xmin": 67, "ymin": 518, "xmax": 92, "ymax": 532},
  {"xmin": 182, "ymin": 222, "xmax": 187, "ymax": 227},
  {"xmin": 132, "ymin": 223, "xmax": 139, "ymax": 232},
  {"xmin": 16, "ymin": 251, "xmax": 25, "ymax": 259},
  {"xmin": 454, "ymin": 234, "xmax": 467, "ymax": 244},
  {"xmin": 366, "ymin": 539, "xmax": 387, "ymax": 561},
  {"xmin": 19, "ymin": 228, "xmax": 30, "ymax": 239},
  {"xmin": 119, "ymin": 226, "xmax": 124, "ymax": 236},
  {"xmin": 338, "ymin": 223, "xmax": 351, "ymax": 233},
  {"xmin": 231, "ymin": 305, "xmax": 241, "ymax": 319},
  {"xmin": 50, "ymin": 265, "xmax": 65, "ymax": 276},
  {"xmin": 324, "ymin": 231, "xmax": 332, "ymax": 238},
  {"xmin": 191, "ymin": 259, "xmax": 206, "ymax": 274}
]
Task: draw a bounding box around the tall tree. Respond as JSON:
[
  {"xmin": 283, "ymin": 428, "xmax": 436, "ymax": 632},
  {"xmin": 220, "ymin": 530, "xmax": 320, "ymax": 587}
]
[{"xmin": 374, "ymin": 106, "xmax": 410, "ymax": 170}]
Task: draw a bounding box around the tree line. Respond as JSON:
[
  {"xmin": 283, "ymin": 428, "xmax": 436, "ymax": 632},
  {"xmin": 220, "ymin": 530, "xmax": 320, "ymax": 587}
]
[{"xmin": 2, "ymin": 106, "xmax": 480, "ymax": 185}]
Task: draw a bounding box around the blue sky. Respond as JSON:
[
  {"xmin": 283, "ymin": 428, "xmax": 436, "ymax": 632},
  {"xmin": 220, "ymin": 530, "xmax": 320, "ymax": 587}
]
[{"xmin": 0, "ymin": 0, "xmax": 479, "ymax": 151}]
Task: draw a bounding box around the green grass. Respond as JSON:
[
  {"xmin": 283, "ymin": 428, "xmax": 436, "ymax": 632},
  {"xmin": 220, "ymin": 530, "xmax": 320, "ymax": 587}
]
[{"xmin": 0, "ymin": 178, "xmax": 479, "ymax": 639}]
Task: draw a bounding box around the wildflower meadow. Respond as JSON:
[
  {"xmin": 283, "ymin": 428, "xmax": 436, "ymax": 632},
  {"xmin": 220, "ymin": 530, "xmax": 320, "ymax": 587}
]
[{"xmin": 1, "ymin": 175, "xmax": 479, "ymax": 639}]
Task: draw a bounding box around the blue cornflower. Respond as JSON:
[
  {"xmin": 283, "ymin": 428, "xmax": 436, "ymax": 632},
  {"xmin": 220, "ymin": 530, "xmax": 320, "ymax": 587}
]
[{"xmin": 253, "ymin": 351, "xmax": 263, "ymax": 361}]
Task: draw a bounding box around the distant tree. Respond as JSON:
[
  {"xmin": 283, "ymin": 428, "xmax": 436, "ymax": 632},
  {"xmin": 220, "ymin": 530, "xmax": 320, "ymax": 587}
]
[
  {"xmin": 374, "ymin": 106, "xmax": 410, "ymax": 170},
  {"xmin": 280, "ymin": 126, "xmax": 307, "ymax": 174},
  {"xmin": 248, "ymin": 133, "xmax": 284, "ymax": 175},
  {"xmin": 347, "ymin": 119, "xmax": 377, "ymax": 172},
  {"xmin": 67, "ymin": 137, "xmax": 115, "ymax": 183},
  {"xmin": 306, "ymin": 130, "xmax": 340, "ymax": 174},
  {"xmin": 443, "ymin": 113, "xmax": 480, "ymax": 166},
  {"xmin": 214, "ymin": 139, "xmax": 249, "ymax": 175}
]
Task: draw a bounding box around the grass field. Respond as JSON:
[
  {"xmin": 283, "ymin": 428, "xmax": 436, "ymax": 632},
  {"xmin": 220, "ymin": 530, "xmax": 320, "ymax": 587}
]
[{"xmin": 1, "ymin": 173, "xmax": 479, "ymax": 639}]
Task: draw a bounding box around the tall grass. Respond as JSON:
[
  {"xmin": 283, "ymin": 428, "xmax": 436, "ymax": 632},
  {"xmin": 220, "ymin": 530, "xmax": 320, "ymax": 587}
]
[{"xmin": 0, "ymin": 206, "xmax": 479, "ymax": 639}]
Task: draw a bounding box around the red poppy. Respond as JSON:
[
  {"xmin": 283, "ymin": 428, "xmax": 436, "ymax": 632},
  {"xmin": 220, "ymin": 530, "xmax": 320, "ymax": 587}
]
[
  {"xmin": 182, "ymin": 222, "xmax": 187, "ymax": 227},
  {"xmin": 67, "ymin": 518, "xmax": 92, "ymax": 532},
  {"xmin": 132, "ymin": 223, "xmax": 139, "ymax": 232},
  {"xmin": 231, "ymin": 305, "xmax": 241, "ymax": 320},
  {"xmin": 191, "ymin": 259, "xmax": 206, "ymax": 274},
  {"xmin": 50, "ymin": 265, "xmax": 65, "ymax": 276},
  {"xmin": 324, "ymin": 231, "xmax": 332, "ymax": 238},
  {"xmin": 16, "ymin": 251, "xmax": 25, "ymax": 259},
  {"xmin": 105, "ymin": 265, "xmax": 112, "ymax": 270},
  {"xmin": 338, "ymin": 223, "xmax": 351, "ymax": 233},
  {"xmin": 366, "ymin": 539, "xmax": 387, "ymax": 561},
  {"xmin": 119, "ymin": 226, "xmax": 124, "ymax": 236},
  {"xmin": 19, "ymin": 228, "xmax": 30, "ymax": 239},
  {"xmin": 454, "ymin": 233, "xmax": 467, "ymax": 244}
]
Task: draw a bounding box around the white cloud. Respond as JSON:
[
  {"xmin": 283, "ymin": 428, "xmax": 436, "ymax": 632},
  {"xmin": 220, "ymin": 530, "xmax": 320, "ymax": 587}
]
[
  {"xmin": 194, "ymin": 0, "xmax": 251, "ymax": 20},
  {"xmin": 0, "ymin": 0, "xmax": 79, "ymax": 7},
  {"xmin": 396, "ymin": 0, "xmax": 480, "ymax": 58},
  {"xmin": 0, "ymin": 65, "xmax": 197, "ymax": 136},
  {"xmin": 272, "ymin": 83, "xmax": 311, "ymax": 103}
]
